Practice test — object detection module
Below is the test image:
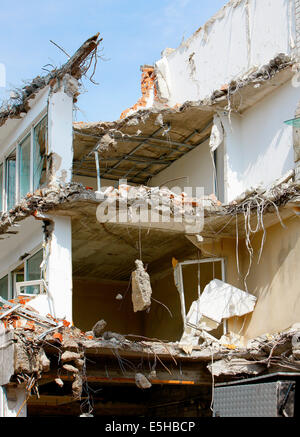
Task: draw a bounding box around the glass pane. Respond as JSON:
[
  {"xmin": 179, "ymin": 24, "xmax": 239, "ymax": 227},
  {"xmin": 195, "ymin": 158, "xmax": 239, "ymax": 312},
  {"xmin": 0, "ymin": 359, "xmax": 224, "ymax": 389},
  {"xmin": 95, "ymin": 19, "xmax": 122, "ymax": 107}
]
[
  {"xmin": 33, "ymin": 116, "xmax": 47, "ymax": 191},
  {"xmin": 25, "ymin": 250, "xmax": 43, "ymax": 295},
  {"xmin": 19, "ymin": 134, "xmax": 31, "ymax": 200},
  {"xmin": 26, "ymin": 249, "xmax": 43, "ymax": 281},
  {"xmin": 15, "ymin": 273, "xmax": 24, "ymax": 282},
  {"xmin": 0, "ymin": 164, "xmax": 3, "ymax": 212},
  {"xmin": 0, "ymin": 275, "xmax": 8, "ymax": 300},
  {"xmin": 6, "ymin": 150, "xmax": 16, "ymax": 210},
  {"xmin": 19, "ymin": 284, "xmax": 40, "ymax": 295}
]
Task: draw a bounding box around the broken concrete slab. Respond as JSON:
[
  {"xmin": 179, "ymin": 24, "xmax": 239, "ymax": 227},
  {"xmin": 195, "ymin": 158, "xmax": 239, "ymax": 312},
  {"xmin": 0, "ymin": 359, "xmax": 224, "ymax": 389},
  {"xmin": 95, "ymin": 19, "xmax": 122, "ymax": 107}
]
[
  {"xmin": 208, "ymin": 358, "xmax": 265, "ymax": 377},
  {"xmin": 199, "ymin": 279, "xmax": 257, "ymax": 323},
  {"xmin": 92, "ymin": 319, "xmax": 107, "ymax": 338},
  {"xmin": 131, "ymin": 260, "xmax": 152, "ymax": 312}
]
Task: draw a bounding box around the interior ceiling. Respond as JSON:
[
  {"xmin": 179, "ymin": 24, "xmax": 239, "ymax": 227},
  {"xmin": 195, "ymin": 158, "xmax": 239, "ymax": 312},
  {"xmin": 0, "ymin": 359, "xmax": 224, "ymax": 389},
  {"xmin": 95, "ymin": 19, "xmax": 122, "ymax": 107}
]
[
  {"xmin": 71, "ymin": 212, "xmax": 194, "ymax": 281},
  {"xmin": 72, "ymin": 106, "xmax": 214, "ymax": 185}
]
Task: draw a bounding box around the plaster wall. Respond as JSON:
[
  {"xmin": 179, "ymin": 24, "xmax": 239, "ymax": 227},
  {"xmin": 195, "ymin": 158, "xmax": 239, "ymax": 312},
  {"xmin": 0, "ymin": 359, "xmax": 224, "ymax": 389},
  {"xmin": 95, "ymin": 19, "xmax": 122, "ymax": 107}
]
[
  {"xmin": 221, "ymin": 80, "xmax": 299, "ymax": 202},
  {"xmin": 149, "ymin": 138, "xmax": 215, "ymax": 196},
  {"xmin": 0, "ymin": 217, "xmax": 43, "ymax": 282},
  {"xmin": 230, "ymin": 214, "xmax": 300, "ymax": 341},
  {"xmin": 156, "ymin": 0, "xmax": 295, "ymax": 106}
]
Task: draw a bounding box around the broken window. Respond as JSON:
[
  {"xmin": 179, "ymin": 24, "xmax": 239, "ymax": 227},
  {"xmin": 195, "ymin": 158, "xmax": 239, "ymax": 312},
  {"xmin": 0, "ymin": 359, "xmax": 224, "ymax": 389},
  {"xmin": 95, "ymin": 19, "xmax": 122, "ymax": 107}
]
[
  {"xmin": 0, "ymin": 275, "xmax": 8, "ymax": 300},
  {"xmin": 6, "ymin": 149, "xmax": 16, "ymax": 210},
  {"xmin": 0, "ymin": 163, "xmax": 3, "ymax": 212},
  {"xmin": 19, "ymin": 134, "xmax": 31, "ymax": 200},
  {"xmin": 33, "ymin": 116, "xmax": 47, "ymax": 191}
]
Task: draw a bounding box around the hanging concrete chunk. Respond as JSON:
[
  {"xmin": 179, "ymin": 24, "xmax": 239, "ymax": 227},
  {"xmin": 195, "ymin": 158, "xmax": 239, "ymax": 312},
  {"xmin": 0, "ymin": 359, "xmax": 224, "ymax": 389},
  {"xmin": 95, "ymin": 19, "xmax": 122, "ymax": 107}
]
[
  {"xmin": 135, "ymin": 373, "xmax": 152, "ymax": 389},
  {"xmin": 208, "ymin": 358, "xmax": 265, "ymax": 377},
  {"xmin": 132, "ymin": 260, "xmax": 152, "ymax": 312}
]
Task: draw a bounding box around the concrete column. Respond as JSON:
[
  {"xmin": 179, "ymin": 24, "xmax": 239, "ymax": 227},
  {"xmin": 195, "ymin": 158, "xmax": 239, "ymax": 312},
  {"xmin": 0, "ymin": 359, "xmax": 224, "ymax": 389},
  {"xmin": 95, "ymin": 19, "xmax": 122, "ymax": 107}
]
[
  {"xmin": 46, "ymin": 216, "xmax": 73, "ymax": 322},
  {"xmin": 0, "ymin": 385, "xmax": 27, "ymax": 417},
  {"xmin": 47, "ymin": 75, "xmax": 78, "ymax": 186}
]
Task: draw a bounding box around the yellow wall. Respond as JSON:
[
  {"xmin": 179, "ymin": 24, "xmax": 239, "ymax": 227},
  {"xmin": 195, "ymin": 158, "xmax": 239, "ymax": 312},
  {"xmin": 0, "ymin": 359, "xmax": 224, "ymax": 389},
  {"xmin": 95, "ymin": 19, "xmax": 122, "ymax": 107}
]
[
  {"xmin": 232, "ymin": 215, "xmax": 300, "ymax": 342},
  {"xmin": 73, "ymin": 278, "xmax": 144, "ymax": 335}
]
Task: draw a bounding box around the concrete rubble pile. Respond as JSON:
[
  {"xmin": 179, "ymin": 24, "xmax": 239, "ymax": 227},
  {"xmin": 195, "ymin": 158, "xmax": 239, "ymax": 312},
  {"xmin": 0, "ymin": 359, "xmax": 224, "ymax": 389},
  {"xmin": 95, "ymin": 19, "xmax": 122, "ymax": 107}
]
[{"xmin": 0, "ymin": 295, "xmax": 87, "ymax": 399}]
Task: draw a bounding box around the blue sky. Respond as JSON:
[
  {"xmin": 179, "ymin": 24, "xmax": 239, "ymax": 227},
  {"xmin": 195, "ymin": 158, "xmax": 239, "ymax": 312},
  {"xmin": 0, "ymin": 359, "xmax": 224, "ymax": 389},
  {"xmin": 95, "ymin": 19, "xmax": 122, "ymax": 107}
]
[{"xmin": 0, "ymin": 0, "xmax": 227, "ymax": 122}]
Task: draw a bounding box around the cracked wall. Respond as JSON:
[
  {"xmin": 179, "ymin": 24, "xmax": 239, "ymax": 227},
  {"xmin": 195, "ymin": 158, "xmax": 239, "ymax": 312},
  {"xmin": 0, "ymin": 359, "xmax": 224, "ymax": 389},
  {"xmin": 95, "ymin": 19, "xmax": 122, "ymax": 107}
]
[{"xmin": 155, "ymin": 0, "xmax": 296, "ymax": 107}]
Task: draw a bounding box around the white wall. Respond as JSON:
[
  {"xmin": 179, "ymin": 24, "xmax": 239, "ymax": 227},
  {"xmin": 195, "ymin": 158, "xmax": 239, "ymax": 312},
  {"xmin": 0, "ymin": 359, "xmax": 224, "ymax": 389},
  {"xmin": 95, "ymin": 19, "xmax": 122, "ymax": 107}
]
[
  {"xmin": 0, "ymin": 217, "xmax": 43, "ymax": 282},
  {"xmin": 221, "ymin": 80, "xmax": 300, "ymax": 202},
  {"xmin": 149, "ymin": 138, "xmax": 215, "ymax": 196},
  {"xmin": 156, "ymin": 0, "xmax": 295, "ymax": 106},
  {"xmin": 48, "ymin": 89, "xmax": 74, "ymax": 185}
]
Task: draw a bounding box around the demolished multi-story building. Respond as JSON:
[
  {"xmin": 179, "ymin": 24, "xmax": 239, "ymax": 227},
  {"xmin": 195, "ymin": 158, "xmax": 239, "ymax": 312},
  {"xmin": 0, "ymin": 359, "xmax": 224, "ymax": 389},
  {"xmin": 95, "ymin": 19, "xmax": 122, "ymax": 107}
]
[{"xmin": 1, "ymin": 0, "xmax": 300, "ymax": 417}]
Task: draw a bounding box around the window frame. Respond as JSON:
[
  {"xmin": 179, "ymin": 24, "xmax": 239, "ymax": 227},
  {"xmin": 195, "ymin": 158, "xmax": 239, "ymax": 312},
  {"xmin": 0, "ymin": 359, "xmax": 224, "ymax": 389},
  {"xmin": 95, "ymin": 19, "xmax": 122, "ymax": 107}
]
[
  {"xmin": 0, "ymin": 245, "xmax": 43, "ymax": 300},
  {"xmin": 0, "ymin": 111, "xmax": 47, "ymax": 212},
  {"xmin": 177, "ymin": 257, "xmax": 228, "ymax": 335}
]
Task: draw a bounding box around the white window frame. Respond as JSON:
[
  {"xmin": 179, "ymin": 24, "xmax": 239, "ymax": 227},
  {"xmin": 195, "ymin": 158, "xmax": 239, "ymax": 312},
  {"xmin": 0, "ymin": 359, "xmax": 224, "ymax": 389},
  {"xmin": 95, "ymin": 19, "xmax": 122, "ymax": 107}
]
[
  {"xmin": 0, "ymin": 110, "xmax": 47, "ymax": 212},
  {"xmin": 16, "ymin": 279, "xmax": 45, "ymax": 297},
  {"xmin": 0, "ymin": 245, "xmax": 43, "ymax": 299},
  {"xmin": 177, "ymin": 257, "xmax": 227, "ymax": 335}
]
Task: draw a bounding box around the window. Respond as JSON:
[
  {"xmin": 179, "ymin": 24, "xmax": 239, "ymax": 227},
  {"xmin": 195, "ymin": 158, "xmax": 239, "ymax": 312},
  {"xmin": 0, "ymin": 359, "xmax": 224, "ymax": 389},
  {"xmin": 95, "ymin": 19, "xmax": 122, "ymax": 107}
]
[
  {"xmin": 26, "ymin": 249, "xmax": 43, "ymax": 281},
  {"xmin": 0, "ymin": 275, "xmax": 8, "ymax": 300},
  {"xmin": 7, "ymin": 250, "xmax": 44, "ymax": 297},
  {"xmin": 0, "ymin": 114, "xmax": 47, "ymax": 212},
  {"xmin": 18, "ymin": 249, "xmax": 43, "ymax": 295},
  {"xmin": 19, "ymin": 134, "xmax": 31, "ymax": 200},
  {"xmin": 0, "ymin": 163, "xmax": 3, "ymax": 212},
  {"xmin": 6, "ymin": 150, "xmax": 16, "ymax": 210},
  {"xmin": 33, "ymin": 116, "xmax": 47, "ymax": 191}
]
